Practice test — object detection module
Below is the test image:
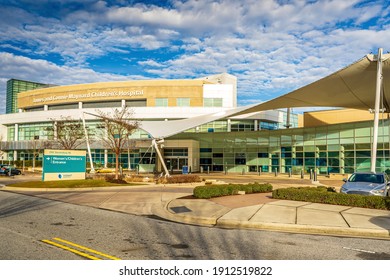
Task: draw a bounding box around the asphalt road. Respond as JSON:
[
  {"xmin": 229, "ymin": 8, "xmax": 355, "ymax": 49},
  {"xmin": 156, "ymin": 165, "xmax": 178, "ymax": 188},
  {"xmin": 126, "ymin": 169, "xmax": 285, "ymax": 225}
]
[{"xmin": 1, "ymin": 191, "xmax": 390, "ymax": 260}]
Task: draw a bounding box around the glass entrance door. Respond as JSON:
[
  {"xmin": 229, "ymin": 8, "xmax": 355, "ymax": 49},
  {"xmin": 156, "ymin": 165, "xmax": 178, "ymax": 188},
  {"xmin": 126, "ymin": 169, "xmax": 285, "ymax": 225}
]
[
  {"xmin": 163, "ymin": 148, "xmax": 189, "ymax": 172},
  {"xmin": 164, "ymin": 157, "xmax": 188, "ymax": 171}
]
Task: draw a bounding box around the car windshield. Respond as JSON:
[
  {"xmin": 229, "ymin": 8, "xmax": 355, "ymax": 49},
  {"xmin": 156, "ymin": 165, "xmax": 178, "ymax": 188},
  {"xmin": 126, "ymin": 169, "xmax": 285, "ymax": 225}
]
[{"xmin": 348, "ymin": 173, "xmax": 384, "ymax": 184}]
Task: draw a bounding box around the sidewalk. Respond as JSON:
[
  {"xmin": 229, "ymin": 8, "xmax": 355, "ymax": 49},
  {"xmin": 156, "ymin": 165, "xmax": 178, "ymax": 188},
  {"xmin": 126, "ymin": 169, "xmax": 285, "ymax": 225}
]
[{"xmin": 1, "ymin": 173, "xmax": 390, "ymax": 239}]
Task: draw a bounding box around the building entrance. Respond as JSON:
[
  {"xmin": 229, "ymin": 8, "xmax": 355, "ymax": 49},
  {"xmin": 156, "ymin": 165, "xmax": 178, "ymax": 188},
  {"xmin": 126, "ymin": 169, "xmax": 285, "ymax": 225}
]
[
  {"xmin": 163, "ymin": 148, "xmax": 189, "ymax": 172},
  {"xmin": 164, "ymin": 157, "xmax": 188, "ymax": 171}
]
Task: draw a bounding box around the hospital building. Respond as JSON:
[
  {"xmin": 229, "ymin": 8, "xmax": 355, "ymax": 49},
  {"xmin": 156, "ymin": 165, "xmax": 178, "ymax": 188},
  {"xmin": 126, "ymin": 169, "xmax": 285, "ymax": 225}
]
[{"xmin": 1, "ymin": 50, "xmax": 389, "ymax": 175}]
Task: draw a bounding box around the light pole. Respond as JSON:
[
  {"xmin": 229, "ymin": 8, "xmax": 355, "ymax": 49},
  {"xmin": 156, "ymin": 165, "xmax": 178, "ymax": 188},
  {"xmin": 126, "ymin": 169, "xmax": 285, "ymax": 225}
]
[{"xmin": 371, "ymin": 48, "xmax": 383, "ymax": 173}]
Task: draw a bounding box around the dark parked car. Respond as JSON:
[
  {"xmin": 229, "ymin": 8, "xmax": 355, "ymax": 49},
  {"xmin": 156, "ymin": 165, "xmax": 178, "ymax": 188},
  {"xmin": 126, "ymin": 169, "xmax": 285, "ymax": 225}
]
[
  {"xmin": 0, "ymin": 165, "xmax": 22, "ymax": 176},
  {"xmin": 340, "ymin": 172, "xmax": 390, "ymax": 196}
]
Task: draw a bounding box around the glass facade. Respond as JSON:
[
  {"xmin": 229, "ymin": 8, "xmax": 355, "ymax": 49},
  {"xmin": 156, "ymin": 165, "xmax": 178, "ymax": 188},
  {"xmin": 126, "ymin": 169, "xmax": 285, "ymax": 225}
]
[
  {"xmin": 125, "ymin": 99, "xmax": 147, "ymax": 107},
  {"xmin": 83, "ymin": 101, "xmax": 122, "ymax": 109},
  {"xmin": 18, "ymin": 123, "xmax": 53, "ymax": 140},
  {"xmin": 6, "ymin": 79, "xmax": 48, "ymax": 114},
  {"xmin": 170, "ymin": 119, "xmax": 390, "ymax": 174},
  {"xmin": 2, "ymin": 110, "xmax": 386, "ymax": 175}
]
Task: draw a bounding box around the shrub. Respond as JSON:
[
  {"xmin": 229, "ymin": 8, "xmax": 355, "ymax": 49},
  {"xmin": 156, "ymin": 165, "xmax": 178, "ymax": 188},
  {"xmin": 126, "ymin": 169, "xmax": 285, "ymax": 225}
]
[
  {"xmin": 156, "ymin": 174, "xmax": 202, "ymax": 184},
  {"xmin": 125, "ymin": 175, "xmax": 145, "ymax": 182},
  {"xmin": 193, "ymin": 182, "xmax": 273, "ymax": 199},
  {"xmin": 272, "ymin": 187, "xmax": 390, "ymax": 210},
  {"xmin": 104, "ymin": 174, "xmax": 127, "ymax": 184}
]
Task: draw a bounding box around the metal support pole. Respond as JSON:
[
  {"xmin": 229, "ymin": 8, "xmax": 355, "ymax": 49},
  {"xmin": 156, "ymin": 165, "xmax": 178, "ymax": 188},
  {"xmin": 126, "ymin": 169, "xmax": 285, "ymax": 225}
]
[
  {"xmin": 152, "ymin": 139, "xmax": 170, "ymax": 177},
  {"xmin": 81, "ymin": 112, "xmax": 95, "ymax": 173},
  {"xmin": 285, "ymin": 108, "xmax": 291, "ymax": 128},
  {"xmin": 371, "ymin": 48, "xmax": 383, "ymax": 173}
]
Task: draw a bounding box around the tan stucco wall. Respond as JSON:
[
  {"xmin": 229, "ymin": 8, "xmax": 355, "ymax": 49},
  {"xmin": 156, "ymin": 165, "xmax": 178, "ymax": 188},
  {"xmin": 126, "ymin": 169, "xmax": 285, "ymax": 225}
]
[
  {"xmin": 304, "ymin": 108, "xmax": 388, "ymax": 127},
  {"xmin": 297, "ymin": 114, "xmax": 304, "ymax": 127},
  {"xmin": 18, "ymin": 79, "xmax": 208, "ymax": 109}
]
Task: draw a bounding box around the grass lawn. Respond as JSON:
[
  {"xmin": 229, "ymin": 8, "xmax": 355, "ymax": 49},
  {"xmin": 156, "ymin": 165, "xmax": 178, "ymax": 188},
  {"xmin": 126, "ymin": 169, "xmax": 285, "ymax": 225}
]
[{"xmin": 7, "ymin": 179, "xmax": 144, "ymax": 189}]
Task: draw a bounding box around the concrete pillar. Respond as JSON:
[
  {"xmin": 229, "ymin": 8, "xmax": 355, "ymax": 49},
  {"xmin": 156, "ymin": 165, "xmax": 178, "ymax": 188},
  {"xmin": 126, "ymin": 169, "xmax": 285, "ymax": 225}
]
[
  {"xmin": 340, "ymin": 145, "xmax": 345, "ymax": 175},
  {"xmin": 14, "ymin": 124, "xmax": 18, "ymax": 141},
  {"xmin": 44, "ymin": 105, "xmax": 48, "ymax": 111},
  {"xmin": 254, "ymin": 120, "xmax": 258, "ymax": 131},
  {"xmin": 227, "ymin": 119, "xmax": 231, "ymax": 132},
  {"xmin": 104, "ymin": 149, "xmax": 108, "ymax": 168},
  {"xmin": 78, "ymin": 102, "xmax": 83, "ymax": 109},
  {"xmin": 268, "ymin": 152, "xmax": 272, "ymax": 173}
]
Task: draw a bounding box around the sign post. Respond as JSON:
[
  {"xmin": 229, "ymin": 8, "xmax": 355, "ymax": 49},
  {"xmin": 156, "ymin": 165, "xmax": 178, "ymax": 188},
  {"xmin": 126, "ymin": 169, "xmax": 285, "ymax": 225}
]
[{"xmin": 42, "ymin": 149, "xmax": 86, "ymax": 181}]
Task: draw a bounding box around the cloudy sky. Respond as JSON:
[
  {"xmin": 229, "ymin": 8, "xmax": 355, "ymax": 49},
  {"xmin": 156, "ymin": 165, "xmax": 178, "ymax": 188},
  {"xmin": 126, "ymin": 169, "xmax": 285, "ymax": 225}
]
[{"xmin": 0, "ymin": 0, "xmax": 389, "ymax": 113}]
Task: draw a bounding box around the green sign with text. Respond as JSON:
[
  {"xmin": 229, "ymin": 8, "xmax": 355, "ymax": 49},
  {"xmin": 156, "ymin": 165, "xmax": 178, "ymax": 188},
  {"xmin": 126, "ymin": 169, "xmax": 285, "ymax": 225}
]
[{"xmin": 42, "ymin": 149, "xmax": 86, "ymax": 181}]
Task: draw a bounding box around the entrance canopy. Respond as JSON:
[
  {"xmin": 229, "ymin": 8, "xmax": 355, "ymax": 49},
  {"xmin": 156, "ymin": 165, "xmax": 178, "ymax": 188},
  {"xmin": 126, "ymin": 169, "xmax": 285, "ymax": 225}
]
[
  {"xmin": 232, "ymin": 53, "xmax": 390, "ymax": 116},
  {"xmin": 139, "ymin": 52, "xmax": 390, "ymax": 139},
  {"xmin": 140, "ymin": 105, "xmax": 253, "ymax": 139}
]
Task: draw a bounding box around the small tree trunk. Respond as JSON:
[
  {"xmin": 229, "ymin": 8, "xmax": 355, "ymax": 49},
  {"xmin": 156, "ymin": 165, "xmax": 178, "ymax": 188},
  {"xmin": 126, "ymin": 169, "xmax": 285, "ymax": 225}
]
[{"xmin": 115, "ymin": 152, "xmax": 119, "ymax": 180}]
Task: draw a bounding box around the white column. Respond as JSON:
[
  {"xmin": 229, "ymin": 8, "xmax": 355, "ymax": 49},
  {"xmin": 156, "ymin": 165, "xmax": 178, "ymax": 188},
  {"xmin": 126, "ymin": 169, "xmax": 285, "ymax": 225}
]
[
  {"xmin": 254, "ymin": 120, "xmax": 258, "ymax": 131},
  {"xmin": 104, "ymin": 149, "xmax": 108, "ymax": 168},
  {"xmin": 371, "ymin": 48, "xmax": 383, "ymax": 173},
  {"xmin": 227, "ymin": 119, "xmax": 231, "ymax": 132},
  {"xmin": 14, "ymin": 124, "xmax": 18, "ymax": 141},
  {"xmin": 78, "ymin": 102, "xmax": 83, "ymax": 109}
]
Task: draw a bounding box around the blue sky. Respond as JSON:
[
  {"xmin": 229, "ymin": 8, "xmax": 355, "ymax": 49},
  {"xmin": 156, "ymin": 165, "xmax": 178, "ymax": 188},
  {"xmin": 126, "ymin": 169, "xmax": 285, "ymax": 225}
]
[{"xmin": 0, "ymin": 0, "xmax": 389, "ymax": 113}]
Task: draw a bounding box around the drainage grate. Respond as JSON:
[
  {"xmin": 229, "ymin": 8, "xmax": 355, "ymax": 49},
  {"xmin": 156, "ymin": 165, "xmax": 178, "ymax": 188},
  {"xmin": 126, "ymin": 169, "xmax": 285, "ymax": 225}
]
[{"xmin": 170, "ymin": 206, "xmax": 192, "ymax": 213}]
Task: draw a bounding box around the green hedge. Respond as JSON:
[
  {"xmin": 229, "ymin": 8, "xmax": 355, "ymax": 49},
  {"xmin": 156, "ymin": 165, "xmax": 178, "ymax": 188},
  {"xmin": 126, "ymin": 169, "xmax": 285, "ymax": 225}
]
[
  {"xmin": 193, "ymin": 183, "xmax": 273, "ymax": 199},
  {"xmin": 272, "ymin": 187, "xmax": 390, "ymax": 210}
]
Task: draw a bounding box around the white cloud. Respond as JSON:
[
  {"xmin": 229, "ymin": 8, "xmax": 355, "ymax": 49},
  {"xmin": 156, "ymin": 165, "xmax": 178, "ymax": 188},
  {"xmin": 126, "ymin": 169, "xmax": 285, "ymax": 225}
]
[
  {"xmin": 0, "ymin": 52, "xmax": 148, "ymax": 112},
  {"xmin": 1, "ymin": 0, "xmax": 390, "ymax": 111}
]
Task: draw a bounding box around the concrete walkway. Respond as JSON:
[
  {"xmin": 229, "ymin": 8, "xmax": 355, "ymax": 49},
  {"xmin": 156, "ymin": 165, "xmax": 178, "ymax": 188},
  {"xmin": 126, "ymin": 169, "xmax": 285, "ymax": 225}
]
[
  {"xmin": 2, "ymin": 175, "xmax": 390, "ymax": 239},
  {"xmin": 159, "ymin": 194, "xmax": 390, "ymax": 238}
]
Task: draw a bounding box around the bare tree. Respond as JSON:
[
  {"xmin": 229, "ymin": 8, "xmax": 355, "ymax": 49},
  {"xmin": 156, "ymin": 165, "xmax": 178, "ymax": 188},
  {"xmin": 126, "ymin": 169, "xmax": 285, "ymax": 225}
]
[
  {"xmin": 95, "ymin": 107, "xmax": 139, "ymax": 180},
  {"xmin": 0, "ymin": 135, "xmax": 5, "ymax": 164},
  {"xmin": 29, "ymin": 139, "xmax": 52, "ymax": 172},
  {"xmin": 47, "ymin": 116, "xmax": 89, "ymax": 150}
]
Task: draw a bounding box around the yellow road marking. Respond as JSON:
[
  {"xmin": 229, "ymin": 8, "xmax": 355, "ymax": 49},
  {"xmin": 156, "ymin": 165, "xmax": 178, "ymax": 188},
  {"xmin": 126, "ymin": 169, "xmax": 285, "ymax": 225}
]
[
  {"xmin": 41, "ymin": 239, "xmax": 101, "ymax": 260},
  {"xmin": 52, "ymin": 237, "xmax": 121, "ymax": 260}
]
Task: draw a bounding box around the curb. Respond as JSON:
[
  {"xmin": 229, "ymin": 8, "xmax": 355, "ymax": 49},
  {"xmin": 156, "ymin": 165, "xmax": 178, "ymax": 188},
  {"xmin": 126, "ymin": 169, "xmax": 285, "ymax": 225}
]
[
  {"xmin": 152, "ymin": 200, "xmax": 218, "ymax": 227},
  {"xmin": 152, "ymin": 199, "xmax": 390, "ymax": 239},
  {"xmin": 216, "ymin": 219, "xmax": 390, "ymax": 239}
]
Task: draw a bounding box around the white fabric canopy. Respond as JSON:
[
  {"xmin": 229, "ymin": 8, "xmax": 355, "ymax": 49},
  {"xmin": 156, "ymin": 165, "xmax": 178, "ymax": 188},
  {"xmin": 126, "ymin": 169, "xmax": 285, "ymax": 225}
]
[
  {"xmin": 139, "ymin": 105, "xmax": 254, "ymax": 139},
  {"xmin": 231, "ymin": 53, "xmax": 390, "ymax": 116},
  {"xmin": 140, "ymin": 52, "xmax": 390, "ymax": 139}
]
